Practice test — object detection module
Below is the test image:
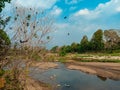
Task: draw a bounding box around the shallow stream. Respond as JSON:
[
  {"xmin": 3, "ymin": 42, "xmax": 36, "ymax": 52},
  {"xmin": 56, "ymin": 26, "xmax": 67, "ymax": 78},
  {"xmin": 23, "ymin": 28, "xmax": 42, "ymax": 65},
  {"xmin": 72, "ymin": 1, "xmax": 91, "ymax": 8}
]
[{"xmin": 31, "ymin": 63, "xmax": 120, "ymax": 90}]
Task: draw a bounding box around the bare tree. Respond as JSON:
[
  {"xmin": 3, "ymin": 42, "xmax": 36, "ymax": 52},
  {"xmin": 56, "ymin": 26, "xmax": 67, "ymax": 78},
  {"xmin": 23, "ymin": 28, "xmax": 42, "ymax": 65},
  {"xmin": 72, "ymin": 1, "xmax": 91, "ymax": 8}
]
[
  {"xmin": 104, "ymin": 29, "xmax": 120, "ymax": 51},
  {"xmin": 10, "ymin": 7, "xmax": 53, "ymax": 47},
  {"xmin": 7, "ymin": 6, "xmax": 54, "ymax": 60},
  {"xmin": 4, "ymin": 6, "xmax": 54, "ymax": 89}
]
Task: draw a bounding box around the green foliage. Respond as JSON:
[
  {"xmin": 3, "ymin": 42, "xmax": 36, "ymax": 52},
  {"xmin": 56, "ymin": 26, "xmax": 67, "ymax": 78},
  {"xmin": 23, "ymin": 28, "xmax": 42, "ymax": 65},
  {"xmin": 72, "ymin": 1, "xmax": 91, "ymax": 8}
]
[
  {"xmin": 0, "ymin": 16, "xmax": 11, "ymax": 29},
  {"xmin": 51, "ymin": 46, "xmax": 58, "ymax": 53},
  {"xmin": 0, "ymin": 69, "xmax": 5, "ymax": 76},
  {"xmin": 0, "ymin": 29, "xmax": 11, "ymax": 45},
  {"xmin": 59, "ymin": 45, "xmax": 72, "ymax": 56},
  {"xmin": 0, "ymin": 29, "xmax": 11, "ymax": 56},
  {"xmin": 30, "ymin": 52, "xmax": 41, "ymax": 61},
  {"xmin": 79, "ymin": 35, "xmax": 89, "ymax": 53},
  {"xmin": 64, "ymin": 45, "xmax": 72, "ymax": 53},
  {"xmin": 0, "ymin": 0, "xmax": 11, "ymax": 12},
  {"xmin": 56, "ymin": 29, "xmax": 120, "ymax": 54},
  {"xmin": 59, "ymin": 51, "xmax": 66, "ymax": 56},
  {"xmin": 26, "ymin": 14, "xmax": 31, "ymax": 20},
  {"xmin": 0, "ymin": 0, "xmax": 11, "ymax": 29},
  {"xmin": 90, "ymin": 29, "xmax": 104, "ymax": 51},
  {"xmin": 46, "ymin": 55, "xmax": 55, "ymax": 62},
  {"xmin": 47, "ymin": 36, "xmax": 50, "ymax": 40},
  {"xmin": 71, "ymin": 42, "xmax": 79, "ymax": 52},
  {"xmin": 58, "ymin": 58, "xmax": 66, "ymax": 63}
]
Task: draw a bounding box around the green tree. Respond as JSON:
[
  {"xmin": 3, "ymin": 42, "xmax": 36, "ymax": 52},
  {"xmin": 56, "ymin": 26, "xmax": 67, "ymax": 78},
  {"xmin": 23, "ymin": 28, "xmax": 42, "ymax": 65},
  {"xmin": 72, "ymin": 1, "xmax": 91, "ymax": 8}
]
[
  {"xmin": 0, "ymin": 0, "xmax": 11, "ymax": 63},
  {"xmin": 79, "ymin": 35, "xmax": 89, "ymax": 53},
  {"xmin": 65, "ymin": 45, "xmax": 72, "ymax": 53},
  {"xmin": 0, "ymin": 0, "xmax": 11, "ymax": 29},
  {"xmin": 0, "ymin": 0, "xmax": 11, "ymax": 12},
  {"xmin": 0, "ymin": 29, "xmax": 11, "ymax": 47},
  {"xmin": 0, "ymin": 29, "xmax": 11, "ymax": 70},
  {"xmin": 51, "ymin": 46, "xmax": 58, "ymax": 53},
  {"xmin": 59, "ymin": 45, "xmax": 67, "ymax": 56},
  {"xmin": 71, "ymin": 42, "xmax": 79, "ymax": 53},
  {"xmin": 0, "ymin": 29, "xmax": 11, "ymax": 67},
  {"xmin": 90, "ymin": 29, "xmax": 104, "ymax": 51}
]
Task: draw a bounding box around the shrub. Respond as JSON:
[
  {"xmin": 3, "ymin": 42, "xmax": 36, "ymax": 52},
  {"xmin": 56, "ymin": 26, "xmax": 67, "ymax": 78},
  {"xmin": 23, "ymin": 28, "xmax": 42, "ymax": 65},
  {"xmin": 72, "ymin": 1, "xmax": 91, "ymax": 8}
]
[
  {"xmin": 59, "ymin": 51, "xmax": 66, "ymax": 56},
  {"xmin": 0, "ymin": 29, "xmax": 11, "ymax": 56}
]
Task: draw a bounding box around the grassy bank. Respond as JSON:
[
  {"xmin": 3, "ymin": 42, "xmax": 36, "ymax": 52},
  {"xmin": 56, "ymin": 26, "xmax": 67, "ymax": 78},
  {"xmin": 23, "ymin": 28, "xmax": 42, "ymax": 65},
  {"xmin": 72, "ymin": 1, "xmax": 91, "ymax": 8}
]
[{"xmin": 52, "ymin": 52, "xmax": 120, "ymax": 63}]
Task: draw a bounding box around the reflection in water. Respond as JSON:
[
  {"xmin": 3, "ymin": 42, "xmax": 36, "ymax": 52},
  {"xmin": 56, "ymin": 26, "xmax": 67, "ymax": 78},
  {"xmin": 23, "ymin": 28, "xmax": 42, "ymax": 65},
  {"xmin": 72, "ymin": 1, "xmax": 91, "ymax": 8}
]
[
  {"xmin": 97, "ymin": 75, "xmax": 107, "ymax": 81},
  {"xmin": 31, "ymin": 63, "xmax": 120, "ymax": 90}
]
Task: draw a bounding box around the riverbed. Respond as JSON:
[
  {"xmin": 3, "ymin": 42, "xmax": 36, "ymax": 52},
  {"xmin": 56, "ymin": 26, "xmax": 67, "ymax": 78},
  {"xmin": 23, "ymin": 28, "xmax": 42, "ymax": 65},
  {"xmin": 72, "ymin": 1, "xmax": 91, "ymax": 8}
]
[{"xmin": 31, "ymin": 62, "xmax": 120, "ymax": 90}]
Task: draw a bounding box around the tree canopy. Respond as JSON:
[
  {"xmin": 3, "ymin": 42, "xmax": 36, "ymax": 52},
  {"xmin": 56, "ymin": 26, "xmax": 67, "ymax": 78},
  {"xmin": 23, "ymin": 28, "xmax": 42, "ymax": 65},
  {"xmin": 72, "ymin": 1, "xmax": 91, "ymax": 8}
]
[
  {"xmin": 0, "ymin": 0, "xmax": 11, "ymax": 56},
  {"xmin": 0, "ymin": 29, "xmax": 11, "ymax": 56},
  {"xmin": 55, "ymin": 29, "xmax": 120, "ymax": 54},
  {"xmin": 90, "ymin": 29, "xmax": 104, "ymax": 51},
  {"xmin": 104, "ymin": 30, "xmax": 120, "ymax": 50},
  {"xmin": 80, "ymin": 35, "xmax": 89, "ymax": 52}
]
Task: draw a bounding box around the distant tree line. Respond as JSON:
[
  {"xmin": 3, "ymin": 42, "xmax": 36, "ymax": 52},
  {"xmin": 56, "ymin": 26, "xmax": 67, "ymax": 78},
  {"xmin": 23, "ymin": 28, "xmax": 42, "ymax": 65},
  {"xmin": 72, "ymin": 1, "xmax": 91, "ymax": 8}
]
[{"xmin": 51, "ymin": 29, "xmax": 120, "ymax": 56}]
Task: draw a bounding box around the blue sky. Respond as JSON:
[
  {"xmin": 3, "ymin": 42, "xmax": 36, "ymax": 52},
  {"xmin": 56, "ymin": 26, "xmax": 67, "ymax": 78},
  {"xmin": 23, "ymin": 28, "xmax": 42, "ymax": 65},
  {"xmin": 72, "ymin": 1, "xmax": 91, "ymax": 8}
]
[{"xmin": 2, "ymin": 0, "xmax": 120, "ymax": 48}]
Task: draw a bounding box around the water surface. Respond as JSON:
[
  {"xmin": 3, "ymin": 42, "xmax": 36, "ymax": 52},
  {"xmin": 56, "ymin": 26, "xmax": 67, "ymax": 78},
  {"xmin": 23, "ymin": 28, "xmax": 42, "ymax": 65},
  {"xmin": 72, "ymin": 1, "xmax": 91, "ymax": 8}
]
[{"xmin": 31, "ymin": 63, "xmax": 120, "ymax": 90}]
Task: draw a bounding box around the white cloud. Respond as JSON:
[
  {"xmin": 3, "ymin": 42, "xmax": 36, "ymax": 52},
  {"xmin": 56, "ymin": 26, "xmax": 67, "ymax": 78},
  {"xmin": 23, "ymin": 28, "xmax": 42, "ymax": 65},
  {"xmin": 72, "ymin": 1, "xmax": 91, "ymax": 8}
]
[
  {"xmin": 2, "ymin": 0, "xmax": 120, "ymax": 48},
  {"xmin": 73, "ymin": 0, "xmax": 120, "ymax": 19},
  {"xmin": 71, "ymin": 0, "xmax": 120, "ymax": 30},
  {"xmin": 54, "ymin": 23, "xmax": 69, "ymax": 29},
  {"xmin": 65, "ymin": 0, "xmax": 83, "ymax": 4},
  {"xmin": 74, "ymin": 8, "xmax": 90, "ymax": 16},
  {"xmin": 50, "ymin": 6, "xmax": 62, "ymax": 16},
  {"xmin": 116, "ymin": 7, "xmax": 120, "ymax": 12},
  {"xmin": 57, "ymin": 0, "xmax": 120, "ymax": 45},
  {"xmin": 12, "ymin": 0, "xmax": 57, "ymax": 9}
]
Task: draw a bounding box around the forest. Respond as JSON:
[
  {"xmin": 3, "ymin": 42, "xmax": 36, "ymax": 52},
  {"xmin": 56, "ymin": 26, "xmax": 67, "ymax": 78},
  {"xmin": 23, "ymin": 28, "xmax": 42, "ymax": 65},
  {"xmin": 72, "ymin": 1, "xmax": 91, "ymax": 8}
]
[{"xmin": 51, "ymin": 29, "xmax": 120, "ymax": 56}]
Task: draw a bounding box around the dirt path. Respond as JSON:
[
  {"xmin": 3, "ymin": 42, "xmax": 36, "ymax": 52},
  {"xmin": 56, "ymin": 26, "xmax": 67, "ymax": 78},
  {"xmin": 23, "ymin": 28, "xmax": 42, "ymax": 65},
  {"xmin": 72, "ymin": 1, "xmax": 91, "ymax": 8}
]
[{"xmin": 66, "ymin": 60, "xmax": 120, "ymax": 80}]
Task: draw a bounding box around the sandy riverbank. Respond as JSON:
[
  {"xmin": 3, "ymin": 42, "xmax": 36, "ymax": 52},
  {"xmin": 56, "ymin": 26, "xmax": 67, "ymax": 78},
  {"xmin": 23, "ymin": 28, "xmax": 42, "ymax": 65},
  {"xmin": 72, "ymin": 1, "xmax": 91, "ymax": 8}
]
[
  {"xmin": 25, "ymin": 62, "xmax": 58, "ymax": 90},
  {"xmin": 66, "ymin": 60, "xmax": 120, "ymax": 80},
  {"xmin": 33, "ymin": 62, "xmax": 58, "ymax": 70},
  {"xmin": 32, "ymin": 61, "xmax": 120, "ymax": 80},
  {"xmin": 25, "ymin": 61, "xmax": 120, "ymax": 90}
]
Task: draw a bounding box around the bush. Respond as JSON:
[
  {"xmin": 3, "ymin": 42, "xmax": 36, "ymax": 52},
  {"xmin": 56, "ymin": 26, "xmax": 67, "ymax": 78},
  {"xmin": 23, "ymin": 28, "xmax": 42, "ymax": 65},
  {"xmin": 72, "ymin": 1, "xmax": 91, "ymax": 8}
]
[
  {"xmin": 0, "ymin": 69, "xmax": 5, "ymax": 76},
  {"xmin": 59, "ymin": 51, "xmax": 66, "ymax": 56},
  {"xmin": 0, "ymin": 29, "xmax": 11, "ymax": 56}
]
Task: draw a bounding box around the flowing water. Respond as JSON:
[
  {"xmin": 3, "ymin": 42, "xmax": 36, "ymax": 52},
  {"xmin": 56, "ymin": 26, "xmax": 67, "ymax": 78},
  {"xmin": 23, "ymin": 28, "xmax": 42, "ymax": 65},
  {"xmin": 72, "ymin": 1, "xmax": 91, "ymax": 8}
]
[{"xmin": 31, "ymin": 63, "xmax": 120, "ymax": 90}]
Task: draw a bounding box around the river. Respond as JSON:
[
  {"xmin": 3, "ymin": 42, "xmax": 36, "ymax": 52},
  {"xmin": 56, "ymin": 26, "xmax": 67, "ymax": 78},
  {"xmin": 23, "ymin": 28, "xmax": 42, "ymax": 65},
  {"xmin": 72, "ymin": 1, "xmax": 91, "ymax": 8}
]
[{"xmin": 31, "ymin": 62, "xmax": 120, "ymax": 90}]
